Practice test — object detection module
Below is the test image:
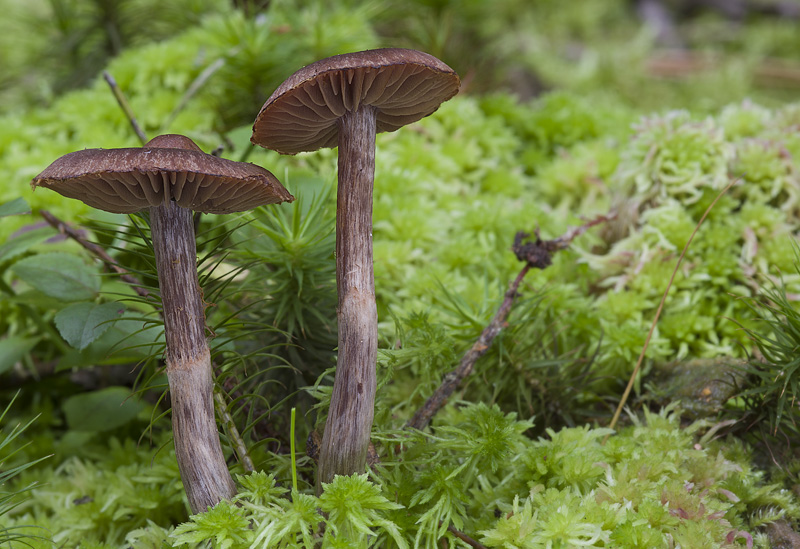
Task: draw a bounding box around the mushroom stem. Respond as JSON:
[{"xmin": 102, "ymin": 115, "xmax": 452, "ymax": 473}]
[
  {"xmin": 318, "ymin": 105, "xmax": 379, "ymax": 488},
  {"xmin": 150, "ymin": 201, "xmax": 236, "ymax": 513}
]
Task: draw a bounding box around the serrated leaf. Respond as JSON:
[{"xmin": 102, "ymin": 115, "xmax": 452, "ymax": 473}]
[
  {"xmin": 0, "ymin": 336, "xmax": 39, "ymax": 374},
  {"xmin": 62, "ymin": 387, "xmax": 145, "ymax": 432},
  {"xmin": 0, "ymin": 198, "xmax": 30, "ymax": 218},
  {"xmin": 10, "ymin": 252, "xmax": 99, "ymax": 301},
  {"xmin": 55, "ymin": 302, "xmax": 126, "ymax": 350},
  {"xmin": 0, "ymin": 226, "xmax": 57, "ymax": 263}
]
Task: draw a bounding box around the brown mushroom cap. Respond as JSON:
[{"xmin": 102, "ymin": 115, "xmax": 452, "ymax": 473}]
[
  {"xmin": 31, "ymin": 134, "xmax": 294, "ymax": 214},
  {"xmin": 251, "ymin": 48, "xmax": 461, "ymax": 154}
]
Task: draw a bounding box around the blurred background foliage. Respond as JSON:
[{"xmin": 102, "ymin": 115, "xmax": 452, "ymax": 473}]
[{"xmin": 4, "ymin": 0, "xmax": 800, "ymax": 117}]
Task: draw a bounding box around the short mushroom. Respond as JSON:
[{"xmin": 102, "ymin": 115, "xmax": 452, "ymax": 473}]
[
  {"xmin": 31, "ymin": 134, "xmax": 294, "ymax": 513},
  {"xmin": 251, "ymin": 48, "xmax": 460, "ymax": 486}
]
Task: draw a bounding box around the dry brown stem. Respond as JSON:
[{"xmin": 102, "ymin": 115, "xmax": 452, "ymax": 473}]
[
  {"xmin": 40, "ymin": 210, "xmax": 149, "ymax": 298},
  {"xmin": 603, "ymin": 180, "xmax": 735, "ymax": 443},
  {"xmin": 444, "ymin": 523, "xmax": 487, "ymax": 549},
  {"xmin": 407, "ymin": 213, "xmax": 615, "ymax": 431},
  {"xmin": 103, "ymin": 71, "xmax": 148, "ymax": 145}
]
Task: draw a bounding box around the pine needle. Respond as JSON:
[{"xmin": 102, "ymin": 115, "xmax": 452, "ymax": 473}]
[{"xmin": 603, "ymin": 179, "xmax": 737, "ymax": 443}]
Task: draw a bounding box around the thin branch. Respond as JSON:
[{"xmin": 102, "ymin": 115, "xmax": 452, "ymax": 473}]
[
  {"xmin": 603, "ymin": 181, "xmax": 735, "ymax": 443},
  {"xmin": 214, "ymin": 390, "xmax": 255, "ymax": 473},
  {"xmin": 442, "ymin": 523, "xmax": 487, "ymax": 549},
  {"xmin": 162, "ymin": 56, "xmax": 228, "ymax": 131},
  {"xmin": 216, "ymin": 368, "xmax": 287, "ymax": 447},
  {"xmin": 40, "ymin": 210, "xmax": 150, "ymax": 298},
  {"xmin": 103, "ymin": 70, "xmax": 148, "ymax": 145},
  {"xmin": 406, "ymin": 213, "xmax": 615, "ymax": 431},
  {"xmin": 4, "ymin": 360, "xmax": 141, "ymax": 391}
]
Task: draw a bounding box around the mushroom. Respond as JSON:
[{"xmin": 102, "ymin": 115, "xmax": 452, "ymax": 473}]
[
  {"xmin": 251, "ymin": 48, "xmax": 460, "ymax": 486},
  {"xmin": 31, "ymin": 134, "xmax": 294, "ymax": 512}
]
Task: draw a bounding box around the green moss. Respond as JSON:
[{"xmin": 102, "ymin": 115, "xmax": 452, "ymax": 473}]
[
  {"xmin": 617, "ymin": 111, "xmax": 732, "ymax": 204},
  {"xmin": 475, "ymin": 405, "xmax": 789, "ymax": 548},
  {"xmin": 5, "ymin": 436, "xmax": 187, "ymax": 548}
]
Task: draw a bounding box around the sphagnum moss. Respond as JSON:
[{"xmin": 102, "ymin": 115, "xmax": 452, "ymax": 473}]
[{"xmin": 156, "ymin": 404, "xmax": 798, "ymax": 547}]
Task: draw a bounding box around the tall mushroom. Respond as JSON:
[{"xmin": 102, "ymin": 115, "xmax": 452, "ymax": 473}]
[
  {"xmin": 31, "ymin": 134, "xmax": 294, "ymax": 513},
  {"xmin": 251, "ymin": 48, "xmax": 460, "ymax": 486}
]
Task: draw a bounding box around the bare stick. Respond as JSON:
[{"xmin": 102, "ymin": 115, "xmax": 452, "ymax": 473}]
[
  {"xmin": 40, "ymin": 209, "xmax": 149, "ymax": 298},
  {"xmin": 103, "ymin": 70, "xmax": 148, "ymax": 145},
  {"xmin": 636, "ymin": 0, "xmax": 683, "ymax": 48},
  {"xmin": 163, "ymin": 57, "xmax": 227, "ymax": 130},
  {"xmin": 602, "ymin": 180, "xmax": 736, "ymax": 443},
  {"xmin": 214, "ymin": 390, "xmax": 255, "ymax": 473},
  {"xmin": 445, "ymin": 523, "xmax": 487, "ymax": 549},
  {"xmin": 218, "ymin": 372, "xmax": 286, "ymax": 448},
  {"xmin": 407, "ymin": 213, "xmax": 615, "ymax": 431}
]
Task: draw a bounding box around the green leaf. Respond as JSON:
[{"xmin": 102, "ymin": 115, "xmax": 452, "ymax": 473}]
[
  {"xmin": 62, "ymin": 386, "xmax": 145, "ymax": 432},
  {"xmin": 0, "ymin": 336, "xmax": 39, "ymax": 374},
  {"xmin": 0, "ymin": 226, "xmax": 56, "ymax": 263},
  {"xmin": 54, "ymin": 302, "xmax": 126, "ymax": 350},
  {"xmin": 0, "ymin": 198, "xmax": 30, "ymax": 218},
  {"xmin": 10, "ymin": 252, "xmax": 99, "ymax": 301},
  {"xmin": 55, "ymin": 313, "xmax": 164, "ymax": 372}
]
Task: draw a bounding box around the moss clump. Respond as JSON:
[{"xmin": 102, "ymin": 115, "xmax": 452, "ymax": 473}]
[
  {"xmin": 126, "ymin": 404, "xmax": 798, "ymax": 548},
  {"xmin": 4, "ymin": 437, "xmax": 187, "ymax": 548}
]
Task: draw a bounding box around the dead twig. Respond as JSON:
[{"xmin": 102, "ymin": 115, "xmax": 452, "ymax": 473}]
[
  {"xmin": 215, "ymin": 366, "xmax": 288, "ymax": 452},
  {"xmin": 444, "ymin": 523, "xmax": 487, "ymax": 549},
  {"xmin": 214, "ymin": 390, "xmax": 255, "ymax": 473},
  {"xmin": 103, "ymin": 70, "xmax": 148, "ymax": 145},
  {"xmin": 163, "ymin": 56, "xmax": 228, "ymax": 130},
  {"xmin": 603, "ymin": 180, "xmax": 735, "ymax": 443},
  {"xmin": 40, "ymin": 210, "xmax": 150, "ymax": 298},
  {"xmin": 406, "ymin": 213, "xmax": 615, "ymax": 431},
  {"xmin": 636, "ymin": 0, "xmax": 683, "ymax": 48}
]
